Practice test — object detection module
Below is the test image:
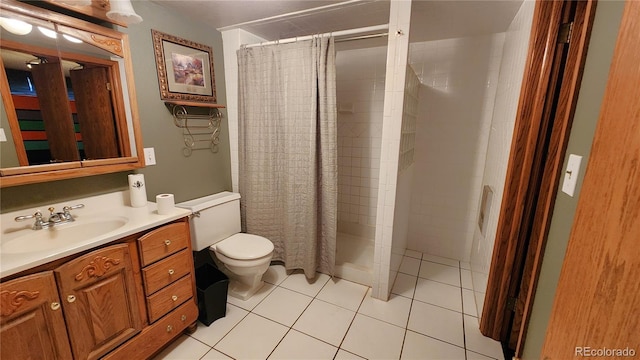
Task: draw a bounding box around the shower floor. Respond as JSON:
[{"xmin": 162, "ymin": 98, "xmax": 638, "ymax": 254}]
[{"xmin": 335, "ymin": 232, "xmax": 374, "ymax": 286}]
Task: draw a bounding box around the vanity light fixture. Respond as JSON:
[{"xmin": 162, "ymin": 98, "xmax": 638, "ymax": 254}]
[
  {"xmin": 0, "ymin": 16, "xmax": 32, "ymax": 35},
  {"xmin": 37, "ymin": 26, "xmax": 57, "ymax": 39},
  {"xmin": 106, "ymin": 0, "xmax": 143, "ymax": 25}
]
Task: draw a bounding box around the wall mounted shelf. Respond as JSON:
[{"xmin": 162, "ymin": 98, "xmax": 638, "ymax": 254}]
[{"xmin": 164, "ymin": 101, "xmax": 226, "ymax": 157}]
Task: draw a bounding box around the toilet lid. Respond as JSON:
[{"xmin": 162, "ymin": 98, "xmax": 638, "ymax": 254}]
[{"xmin": 214, "ymin": 233, "xmax": 274, "ymax": 260}]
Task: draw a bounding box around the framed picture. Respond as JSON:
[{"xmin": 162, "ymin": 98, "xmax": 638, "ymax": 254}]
[{"xmin": 151, "ymin": 29, "xmax": 216, "ymax": 103}]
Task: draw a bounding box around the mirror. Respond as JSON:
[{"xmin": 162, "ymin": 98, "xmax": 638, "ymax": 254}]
[{"xmin": 0, "ymin": 0, "xmax": 143, "ymax": 187}]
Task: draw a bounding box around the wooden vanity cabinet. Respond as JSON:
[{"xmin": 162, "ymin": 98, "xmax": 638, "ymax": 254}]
[
  {"xmin": 0, "ymin": 217, "xmax": 199, "ymax": 360},
  {"xmin": 54, "ymin": 243, "xmax": 143, "ymax": 360},
  {"xmin": 0, "ymin": 271, "xmax": 73, "ymax": 360},
  {"xmin": 104, "ymin": 220, "xmax": 199, "ymax": 360}
]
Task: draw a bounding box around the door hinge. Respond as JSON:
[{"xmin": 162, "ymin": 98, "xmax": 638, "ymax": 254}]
[
  {"xmin": 558, "ymin": 22, "xmax": 574, "ymax": 44},
  {"xmin": 507, "ymin": 296, "xmax": 518, "ymax": 311},
  {"xmin": 106, "ymin": 82, "xmax": 112, "ymax": 91}
]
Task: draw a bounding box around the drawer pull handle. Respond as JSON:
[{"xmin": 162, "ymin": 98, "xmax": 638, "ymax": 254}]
[
  {"xmin": 166, "ymin": 325, "xmax": 173, "ymax": 333},
  {"xmin": 164, "ymin": 239, "xmax": 171, "ymax": 246},
  {"xmin": 172, "ymin": 295, "xmax": 178, "ymax": 301},
  {"xmin": 51, "ymin": 302, "xmax": 60, "ymax": 310},
  {"xmin": 67, "ymin": 295, "xmax": 76, "ymax": 303},
  {"xmin": 168, "ymin": 269, "xmax": 175, "ymax": 275},
  {"xmin": 181, "ymin": 315, "xmax": 187, "ymax": 322}
]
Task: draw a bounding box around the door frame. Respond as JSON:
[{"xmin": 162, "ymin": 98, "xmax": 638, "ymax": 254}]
[
  {"xmin": 479, "ymin": 0, "xmax": 597, "ymax": 357},
  {"xmin": 542, "ymin": 0, "xmax": 640, "ymax": 355}
]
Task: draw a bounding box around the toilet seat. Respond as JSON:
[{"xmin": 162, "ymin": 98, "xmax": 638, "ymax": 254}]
[{"xmin": 212, "ymin": 233, "xmax": 274, "ymax": 260}]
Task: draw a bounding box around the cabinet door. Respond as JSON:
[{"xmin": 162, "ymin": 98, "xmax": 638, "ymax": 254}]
[
  {"xmin": 0, "ymin": 271, "xmax": 73, "ymax": 360},
  {"xmin": 55, "ymin": 243, "xmax": 143, "ymax": 360}
]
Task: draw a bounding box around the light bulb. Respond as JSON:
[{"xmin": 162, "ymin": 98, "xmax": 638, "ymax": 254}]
[
  {"xmin": 0, "ymin": 17, "xmax": 32, "ymax": 35},
  {"xmin": 38, "ymin": 26, "xmax": 57, "ymax": 39}
]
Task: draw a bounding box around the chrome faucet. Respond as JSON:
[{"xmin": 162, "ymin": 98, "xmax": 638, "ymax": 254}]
[
  {"xmin": 14, "ymin": 211, "xmax": 47, "ymax": 230},
  {"xmin": 15, "ymin": 204, "xmax": 85, "ymax": 230}
]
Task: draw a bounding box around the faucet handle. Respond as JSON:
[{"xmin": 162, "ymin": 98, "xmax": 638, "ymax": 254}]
[
  {"xmin": 15, "ymin": 211, "xmax": 46, "ymax": 229},
  {"xmin": 15, "ymin": 210, "xmax": 43, "ymax": 222},
  {"xmin": 62, "ymin": 204, "xmax": 84, "ymax": 219},
  {"xmin": 63, "ymin": 204, "xmax": 84, "ymax": 212}
]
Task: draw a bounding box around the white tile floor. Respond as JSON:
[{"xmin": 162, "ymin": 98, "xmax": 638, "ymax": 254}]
[{"xmin": 154, "ymin": 252, "xmax": 504, "ymax": 360}]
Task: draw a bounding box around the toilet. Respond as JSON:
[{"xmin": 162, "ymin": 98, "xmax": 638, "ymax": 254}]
[{"xmin": 177, "ymin": 192, "xmax": 274, "ymax": 300}]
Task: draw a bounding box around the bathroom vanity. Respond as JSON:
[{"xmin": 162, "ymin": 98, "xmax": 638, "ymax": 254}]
[{"xmin": 0, "ymin": 192, "xmax": 198, "ymax": 359}]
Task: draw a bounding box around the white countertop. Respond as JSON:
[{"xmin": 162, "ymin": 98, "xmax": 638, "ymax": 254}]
[{"xmin": 0, "ymin": 191, "xmax": 191, "ymax": 278}]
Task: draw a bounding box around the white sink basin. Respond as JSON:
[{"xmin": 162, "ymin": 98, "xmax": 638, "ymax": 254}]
[{"xmin": 1, "ymin": 217, "xmax": 129, "ymax": 254}]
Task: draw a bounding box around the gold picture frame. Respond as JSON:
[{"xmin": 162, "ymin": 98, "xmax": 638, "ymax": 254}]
[{"xmin": 151, "ymin": 29, "xmax": 216, "ymax": 103}]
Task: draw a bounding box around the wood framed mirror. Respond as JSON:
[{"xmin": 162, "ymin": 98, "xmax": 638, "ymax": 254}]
[{"xmin": 0, "ymin": 0, "xmax": 143, "ymax": 187}]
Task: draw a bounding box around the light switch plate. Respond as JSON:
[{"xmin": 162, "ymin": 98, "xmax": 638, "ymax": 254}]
[
  {"xmin": 561, "ymin": 154, "xmax": 582, "ymax": 197},
  {"xmin": 144, "ymin": 147, "xmax": 156, "ymax": 166},
  {"xmin": 0, "ymin": 128, "xmax": 6, "ymax": 142}
]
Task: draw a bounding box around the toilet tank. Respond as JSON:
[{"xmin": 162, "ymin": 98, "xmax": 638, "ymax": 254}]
[{"xmin": 176, "ymin": 192, "xmax": 241, "ymax": 251}]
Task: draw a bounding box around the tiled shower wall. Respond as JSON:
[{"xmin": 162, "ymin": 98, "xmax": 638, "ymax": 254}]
[
  {"xmin": 470, "ymin": 0, "xmax": 535, "ymax": 319},
  {"xmin": 372, "ymin": 0, "xmax": 412, "ymax": 299},
  {"xmin": 406, "ymin": 33, "xmax": 506, "ymax": 261},
  {"xmin": 336, "ymin": 46, "xmax": 387, "ymax": 236},
  {"xmin": 387, "ymin": 65, "xmax": 420, "ymax": 293}
]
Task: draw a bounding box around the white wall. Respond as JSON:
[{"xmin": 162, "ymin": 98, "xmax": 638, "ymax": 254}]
[
  {"xmin": 387, "ymin": 65, "xmax": 420, "ymax": 292},
  {"xmin": 406, "ymin": 33, "xmax": 505, "ymax": 261},
  {"xmin": 221, "ymin": 29, "xmax": 266, "ymax": 192},
  {"xmin": 469, "ymin": 0, "xmax": 535, "ymax": 318},
  {"xmin": 336, "ymin": 46, "xmax": 386, "ymax": 237},
  {"xmin": 372, "ymin": 0, "xmax": 412, "ymax": 300}
]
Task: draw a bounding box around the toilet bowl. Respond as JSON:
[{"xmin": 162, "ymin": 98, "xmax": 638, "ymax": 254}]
[
  {"xmin": 210, "ymin": 233, "xmax": 274, "ymax": 300},
  {"xmin": 176, "ymin": 192, "xmax": 275, "ymax": 300}
]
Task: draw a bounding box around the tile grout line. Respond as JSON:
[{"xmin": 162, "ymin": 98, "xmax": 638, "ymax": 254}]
[
  {"xmin": 334, "ymin": 278, "xmax": 369, "ymax": 358},
  {"xmin": 399, "ymin": 251, "xmax": 423, "ymax": 360},
  {"xmin": 189, "ymin": 303, "xmax": 249, "ymax": 356},
  {"xmin": 197, "ymin": 270, "xmax": 287, "ymax": 359},
  {"xmin": 460, "ymin": 260, "xmax": 468, "ymax": 360},
  {"xmin": 263, "ymin": 272, "xmax": 330, "ymax": 359}
]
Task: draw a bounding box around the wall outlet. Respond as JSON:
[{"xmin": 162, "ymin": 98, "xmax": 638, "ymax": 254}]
[{"xmin": 144, "ymin": 147, "xmax": 156, "ymax": 166}]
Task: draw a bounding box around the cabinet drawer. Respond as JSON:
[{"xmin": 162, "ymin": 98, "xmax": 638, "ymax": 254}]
[
  {"xmin": 142, "ymin": 249, "xmax": 191, "ymax": 295},
  {"xmin": 138, "ymin": 222, "xmax": 189, "ymax": 267},
  {"xmin": 146, "ymin": 275, "xmax": 193, "ymax": 323},
  {"xmin": 102, "ymin": 300, "xmax": 198, "ymax": 360}
]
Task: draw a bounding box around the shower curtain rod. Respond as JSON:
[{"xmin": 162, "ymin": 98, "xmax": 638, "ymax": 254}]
[
  {"xmin": 335, "ymin": 32, "xmax": 388, "ymax": 43},
  {"xmin": 243, "ymin": 24, "xmax": 389, "ymax": 48}
]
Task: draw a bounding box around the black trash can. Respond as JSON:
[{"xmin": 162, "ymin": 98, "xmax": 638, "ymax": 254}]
[{"xmin": 195, "ymin": 263, "xmax": 229, "ymax": 326}]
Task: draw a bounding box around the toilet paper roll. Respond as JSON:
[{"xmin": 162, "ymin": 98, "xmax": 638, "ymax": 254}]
[
  {"xmin": 156, "ymin": 193, "xmax": 175, "ymax": 215},
  {"xmin": 128, "ymin": 174, "xmax": 147, "ymax": 208}
]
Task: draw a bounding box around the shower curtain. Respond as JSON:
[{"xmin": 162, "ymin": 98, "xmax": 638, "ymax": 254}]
[{"xmin": 238, "ymin": 36, "xmax": 337, "ymax": 278}]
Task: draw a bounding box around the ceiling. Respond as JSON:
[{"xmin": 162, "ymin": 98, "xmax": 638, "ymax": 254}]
[{"xmin": 150, "ymin": 0, "xmax": 523, "ymax": 44}]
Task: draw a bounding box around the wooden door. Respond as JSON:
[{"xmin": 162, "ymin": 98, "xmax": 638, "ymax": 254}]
[
  {"xmin": 541, "ymin": 0, "xmax": 640, "ymax": 357},
  {"xmin": 70, "ymin": 67, "xmax": 120, "ymax": 160},
  {"xmin": 30, "ymin": 61, "xmax": 80, "ymax": 162},
  {"xmin": 480, "ymin": 1, "xmax": 596, "ymax": 356},
  {"xmin": 0, "ymin": 271, "xmax": 73, "ymax": 360},
  {"xmin": 54, "ymin": 243, "xmax": 143, "ymax": 360}
]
